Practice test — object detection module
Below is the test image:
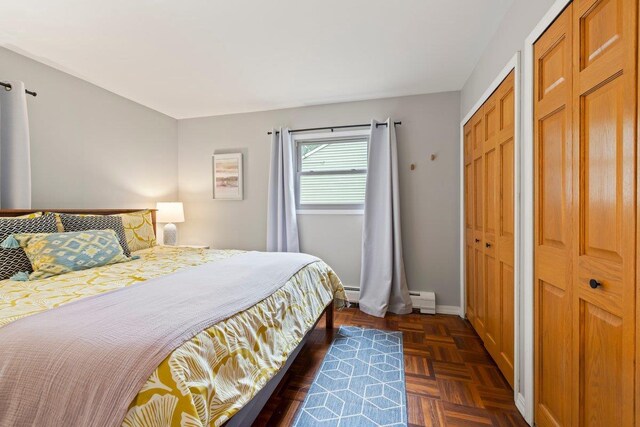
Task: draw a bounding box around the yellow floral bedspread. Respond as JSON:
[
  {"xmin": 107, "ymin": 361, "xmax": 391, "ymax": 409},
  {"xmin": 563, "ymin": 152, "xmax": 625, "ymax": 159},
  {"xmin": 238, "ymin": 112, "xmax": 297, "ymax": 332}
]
[{"xmin": 0, "ymin": 246, "xmax": 346, "ymax": 427}]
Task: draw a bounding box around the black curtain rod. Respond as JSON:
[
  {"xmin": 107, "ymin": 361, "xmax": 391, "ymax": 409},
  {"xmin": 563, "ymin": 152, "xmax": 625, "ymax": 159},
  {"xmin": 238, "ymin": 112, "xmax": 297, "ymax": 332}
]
[
  {"xmin": 0, "ymin": 81, "xmax": 37, "ymax": 97},
  {"xmin": 267, "ymin": 121, "xmax": 401, "ymax": 135}
]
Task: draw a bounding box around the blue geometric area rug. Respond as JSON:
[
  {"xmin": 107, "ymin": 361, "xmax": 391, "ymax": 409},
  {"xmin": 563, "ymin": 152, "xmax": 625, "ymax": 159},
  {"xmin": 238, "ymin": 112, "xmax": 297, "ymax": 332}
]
[{"xmin": 293, "ymin": 326, "xmax": 407, "ymax": 427}]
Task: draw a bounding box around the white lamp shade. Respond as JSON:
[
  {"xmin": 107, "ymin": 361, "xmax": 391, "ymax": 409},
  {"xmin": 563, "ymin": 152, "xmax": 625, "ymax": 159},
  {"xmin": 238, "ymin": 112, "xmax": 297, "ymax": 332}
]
[{"xmin": 156, "ymin": 202, "xmax": 185, "ymax": 223}]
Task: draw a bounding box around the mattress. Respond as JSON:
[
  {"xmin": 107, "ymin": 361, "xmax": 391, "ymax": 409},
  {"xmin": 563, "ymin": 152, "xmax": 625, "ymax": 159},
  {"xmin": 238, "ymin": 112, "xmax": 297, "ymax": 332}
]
[{"xmin": 0, "ymin": 246, "xmax": 346, "ymax": 426}]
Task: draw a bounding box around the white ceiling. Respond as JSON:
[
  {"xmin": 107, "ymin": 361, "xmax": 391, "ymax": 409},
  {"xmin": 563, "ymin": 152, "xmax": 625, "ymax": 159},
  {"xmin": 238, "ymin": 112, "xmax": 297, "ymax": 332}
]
[{"xmin": 0, "ymin": 0, "xmax": 513, "ymax": 119}]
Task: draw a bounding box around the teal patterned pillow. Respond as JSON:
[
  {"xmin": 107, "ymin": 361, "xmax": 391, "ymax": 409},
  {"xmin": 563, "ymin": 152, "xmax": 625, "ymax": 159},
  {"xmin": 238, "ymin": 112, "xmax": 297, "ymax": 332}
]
[
  {"xmin": 1, "ymin": 230, "xmax": 134, "ymax": 281},
  {"xmin": 58, "ymin": 213, "xmax": 132, "ymax": 257}
]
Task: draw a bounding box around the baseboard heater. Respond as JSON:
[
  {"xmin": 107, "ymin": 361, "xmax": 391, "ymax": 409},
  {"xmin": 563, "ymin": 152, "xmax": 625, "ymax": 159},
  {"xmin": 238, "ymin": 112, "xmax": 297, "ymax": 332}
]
[{"xmin": 343, "ymin": 286, "xmax": 436, "ymax": 314}]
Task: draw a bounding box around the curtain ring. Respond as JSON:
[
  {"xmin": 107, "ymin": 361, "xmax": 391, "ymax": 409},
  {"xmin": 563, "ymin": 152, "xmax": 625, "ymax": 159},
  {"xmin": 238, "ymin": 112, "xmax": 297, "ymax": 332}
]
[{"xmin": 3, "ymin": 84, "xmax": 12, "ymax": 92}]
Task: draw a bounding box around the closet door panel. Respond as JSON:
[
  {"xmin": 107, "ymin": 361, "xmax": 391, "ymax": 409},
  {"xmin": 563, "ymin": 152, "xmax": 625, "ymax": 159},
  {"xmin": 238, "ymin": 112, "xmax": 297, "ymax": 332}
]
[
  {"xmin": 474, "ymin": 242, "xmax": 484, "ymax": 335},
  {"xmin": 579, "ymin": 301, "xmax": 623, "ymax": 426},
  {"xmin": 473, "ymin": 111, "xmax": 484, "ymax": 152},
  {"xmin": 483, "ymin": 96, "xmax": 499, "ymax": 352},
  {"xmin": 464, "ymin": 123, "xmax": 476, "ymax": 323},
  {"xmin": 539, "ymin": 109, "xmax": 570, "ymax": 251},
  {"xmin": 484, "ymin": 246, "xmax": 499, "ymax": 348},
  {"xmin": 580, "ymin": 76, "xmax": 626, "ymax": 272},
  {"xmin": 573, "ymin": 0, "xmax": 636, "ymax": 424},
  {"xmin": 474, "ymin": 157, "xmax": 484, "ymax": 234},
  {"xmin": 484, "ymin": 149, "xmax": 498, "ymax": 241},
  {"xmin": 580, "ymin": 0, "xmax": 623, "ymax": 70},
  {"xmin": 534, "ymin": 5, "xmax": 574, "ymax": 426},
  {"xmin": 499, "ymin": 137, "xmax": 515, "ymax": 260},
  {"xmin": 500, "ymin": 84, "xmax": 515, "ymax": 132},
  {"xmin": 472, "ymin": 112, "xmax": 486, "ymax": 337},
  {"xmin": 465, "ymin": 242, "xmax": 475, "ymax": 322},
  {"xmin": 499, "ymin": 263, "xmax": 515, "ymax": 378},
  {"xmin": 496, "ymin": 73, "xmax": 515, "ymax": 384},
  {"xmin": 464, "ymin": 74, "xmax": 515, "ymax": 387},
  {"xmin": 538, "ymin": 280, "xmax": 572, "ymax": 425},
  {"xmin": 473, "ymin": 152, "xmax": 484, "ymax": 336}
]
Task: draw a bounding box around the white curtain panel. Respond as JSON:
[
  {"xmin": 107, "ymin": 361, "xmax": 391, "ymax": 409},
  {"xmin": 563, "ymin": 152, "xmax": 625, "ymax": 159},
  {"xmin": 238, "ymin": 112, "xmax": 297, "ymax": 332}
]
[
  {"xmin": 266, "ymin": 128, "xmax": 299, "ymax": 252},
  {"xmin": 359, "ymin": 119, "xmax": 412, "ymax": 317},
  {"xmin": 0, "ymin": 81, "xmax": 32, "ymax": 209}
]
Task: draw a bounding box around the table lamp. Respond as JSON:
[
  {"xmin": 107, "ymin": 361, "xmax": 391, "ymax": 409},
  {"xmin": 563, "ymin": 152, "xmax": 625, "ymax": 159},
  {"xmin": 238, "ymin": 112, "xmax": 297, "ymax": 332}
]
[{"xmin": 156, "ymin": 202, "xmax": 184, "ymax": 246}]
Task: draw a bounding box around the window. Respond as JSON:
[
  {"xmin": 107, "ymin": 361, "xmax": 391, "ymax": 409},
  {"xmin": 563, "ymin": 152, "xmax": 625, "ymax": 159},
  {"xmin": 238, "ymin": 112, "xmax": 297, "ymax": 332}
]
[{"xmin": 296, "ymin": 134, "xmax": 369, "ymax": 211}]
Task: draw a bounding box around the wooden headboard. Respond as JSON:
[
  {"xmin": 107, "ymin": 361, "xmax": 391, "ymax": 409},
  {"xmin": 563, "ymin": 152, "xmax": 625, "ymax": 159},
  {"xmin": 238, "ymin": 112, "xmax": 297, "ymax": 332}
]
[{"xmin": 0, "ymin": 209, "xmax": 158, "ymax": 231}]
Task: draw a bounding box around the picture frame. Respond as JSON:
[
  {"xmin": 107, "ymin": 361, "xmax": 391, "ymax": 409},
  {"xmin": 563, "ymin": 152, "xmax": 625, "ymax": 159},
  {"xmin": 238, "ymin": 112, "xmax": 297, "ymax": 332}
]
[{"xmin": 212, "ymin": 153, "xmax": 243, "ymax": 200}]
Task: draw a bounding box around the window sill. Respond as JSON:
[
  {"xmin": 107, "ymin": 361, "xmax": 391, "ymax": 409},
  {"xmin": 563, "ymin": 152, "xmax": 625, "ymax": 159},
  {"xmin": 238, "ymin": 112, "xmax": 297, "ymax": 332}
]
[{"xmin": 297, "ymin": 209, "xmax": 364, "ymax": 215}]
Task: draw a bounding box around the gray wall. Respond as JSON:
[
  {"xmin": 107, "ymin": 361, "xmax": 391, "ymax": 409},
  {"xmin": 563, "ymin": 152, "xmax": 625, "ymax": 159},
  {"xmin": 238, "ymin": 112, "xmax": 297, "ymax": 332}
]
[
  {"xmin": 460, "ymin": 0, "xmax": 557, "ymax": 117},
  {"xmin": 459, "ymin": 0, "xmax": 557, "ymax": 407},
  {"xmin": 177, "ymin": 92, "xmax": 462, "ymax": 306},
  {"xmin": 0, "ymin": 47, "xmax": 178, "ymax": 209}
]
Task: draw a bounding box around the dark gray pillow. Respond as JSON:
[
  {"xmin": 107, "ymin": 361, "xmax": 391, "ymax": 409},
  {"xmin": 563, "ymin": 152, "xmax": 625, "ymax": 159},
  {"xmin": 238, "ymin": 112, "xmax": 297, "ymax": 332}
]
[
  {"xmin": 0, "ymin": 214, "xmax": 58, "ymax": 280},
  {"xmin": 58, "ymin": 213, "xmax": 132, "ymax": 257}
]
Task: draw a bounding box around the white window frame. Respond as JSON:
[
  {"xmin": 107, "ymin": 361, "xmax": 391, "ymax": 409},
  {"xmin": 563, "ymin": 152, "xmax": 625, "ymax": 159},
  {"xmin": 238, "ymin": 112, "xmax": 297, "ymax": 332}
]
[{"xmin": 294, "ymin": 129, "xmax": 370, "ymax": 214}]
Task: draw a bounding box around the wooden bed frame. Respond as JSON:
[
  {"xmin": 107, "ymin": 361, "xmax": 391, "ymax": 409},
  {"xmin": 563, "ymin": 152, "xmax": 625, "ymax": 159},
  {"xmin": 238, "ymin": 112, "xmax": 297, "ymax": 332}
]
[{"xmin": 0, "ymin": 208, "xmax": 333, "ymax": 426}]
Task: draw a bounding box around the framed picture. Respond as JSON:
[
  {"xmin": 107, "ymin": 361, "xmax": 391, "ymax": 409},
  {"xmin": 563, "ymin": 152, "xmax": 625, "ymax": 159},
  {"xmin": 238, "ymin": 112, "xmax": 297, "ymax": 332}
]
[{"xmin": 213, "ymin": 153, "xmax": 243, "ymax": 200}]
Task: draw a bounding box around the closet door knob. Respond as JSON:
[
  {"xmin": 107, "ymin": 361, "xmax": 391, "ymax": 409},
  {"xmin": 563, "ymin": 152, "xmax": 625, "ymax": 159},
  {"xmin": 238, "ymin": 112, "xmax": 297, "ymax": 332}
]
[
  {"xmin": 475, "ymin": 238, "xmax": 480, "ymax": 243},
  {"xmin": 589, "ymin": 279, "xmax": 601, "ymax": 289},
  {"xmin": 485, "ymin": 243, "xmax": 491, "ymax": 248}
]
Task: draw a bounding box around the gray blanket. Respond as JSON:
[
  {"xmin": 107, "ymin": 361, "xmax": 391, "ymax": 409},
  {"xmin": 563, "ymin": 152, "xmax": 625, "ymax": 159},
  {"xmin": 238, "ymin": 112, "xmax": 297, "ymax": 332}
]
[{"xmin": 0, "ymin": 251, "xmax": 318, "ymax": 427}]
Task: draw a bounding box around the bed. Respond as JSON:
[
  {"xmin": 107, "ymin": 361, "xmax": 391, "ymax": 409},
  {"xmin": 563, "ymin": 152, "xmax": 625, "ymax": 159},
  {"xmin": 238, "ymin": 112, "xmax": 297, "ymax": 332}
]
[{"xmin": 0, "ymin": 209, "xmax": 347, "ymax": 427}]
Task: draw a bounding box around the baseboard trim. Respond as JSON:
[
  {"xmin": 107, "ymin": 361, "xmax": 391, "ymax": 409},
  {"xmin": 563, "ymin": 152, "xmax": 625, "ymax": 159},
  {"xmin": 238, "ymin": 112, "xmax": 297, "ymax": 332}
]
[
  {"xmin": 435, "ymin": 305, "xmax": 462, "ymax": 316},
  {"xmin": 343, "ymin": 287, "xmax": 463, "ymax": 317},
  {"xmin": 515, "ymin": 393, "xmax": 530, "ymax": 425}
]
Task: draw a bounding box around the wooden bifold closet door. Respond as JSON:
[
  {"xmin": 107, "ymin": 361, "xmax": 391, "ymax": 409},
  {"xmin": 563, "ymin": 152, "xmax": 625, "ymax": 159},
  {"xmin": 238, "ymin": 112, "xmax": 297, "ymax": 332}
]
[
  {"xmin": 534, "ymin": 0, "xmax": 638, "ymax": 425},
  {"xmin": 464, "ymin": 72, "xmax": 515, "ymax": 387}
]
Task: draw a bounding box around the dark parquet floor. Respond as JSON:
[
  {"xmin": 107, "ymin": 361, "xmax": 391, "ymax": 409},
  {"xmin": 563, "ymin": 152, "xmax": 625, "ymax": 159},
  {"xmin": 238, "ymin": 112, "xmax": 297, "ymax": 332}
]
[{"xmin": 253, "ymin": 307, "xmax": 528, "ymax": 427}]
